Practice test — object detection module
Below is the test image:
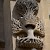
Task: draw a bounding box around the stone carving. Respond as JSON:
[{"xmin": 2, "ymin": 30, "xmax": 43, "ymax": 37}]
[{"xmin": 11, "ymin": 0, "xmax": 45, "ymax": 50}]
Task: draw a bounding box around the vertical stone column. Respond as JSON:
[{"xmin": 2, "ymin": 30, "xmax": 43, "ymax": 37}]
[{"xmin": 4, "ymin": 0, "xmax": 13, "ymax": 50}]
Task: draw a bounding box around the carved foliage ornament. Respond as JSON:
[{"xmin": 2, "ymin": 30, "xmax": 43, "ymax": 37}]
[{"xmin": 11, "ymin": 0, "xmax": 45, "ymax": 50}]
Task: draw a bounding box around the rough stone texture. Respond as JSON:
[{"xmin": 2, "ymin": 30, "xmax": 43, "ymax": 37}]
[
  {"xmin": 3, "ymin": 0, "xmax": 50, "ymax": 50},
  {"xmin": 11, "ymin": 0, "xmax": 45, "ymax": 50}
]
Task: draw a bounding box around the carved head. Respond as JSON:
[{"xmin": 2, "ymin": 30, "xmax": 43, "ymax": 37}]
[{"xmin": 12, "ymin": 0, "xmax": 45, "ymax": 50}]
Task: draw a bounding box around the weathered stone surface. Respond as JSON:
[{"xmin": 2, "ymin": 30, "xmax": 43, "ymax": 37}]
[{"xmin": 11, "ymin": 0, "xmax": 45, "ymax": 50}]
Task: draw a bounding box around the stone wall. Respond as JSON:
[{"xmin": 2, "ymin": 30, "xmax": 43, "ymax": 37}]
[{"xmin": 39, "ymin": 0, "xmax": 50, "ymax": 50}]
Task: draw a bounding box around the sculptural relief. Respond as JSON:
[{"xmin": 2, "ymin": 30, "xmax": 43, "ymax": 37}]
[{"xmin": 10, "ymin": 0, "xmax": 45, "ymax": 50}]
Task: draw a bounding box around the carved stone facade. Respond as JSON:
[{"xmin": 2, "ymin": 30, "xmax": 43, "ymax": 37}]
[
  {"xmin": 2, "ymin": 0, "xmax": 50, "ymax": 50},
  {"xmin": 10, "ymin": 0, "xmax": 45, "ymax": 50}
]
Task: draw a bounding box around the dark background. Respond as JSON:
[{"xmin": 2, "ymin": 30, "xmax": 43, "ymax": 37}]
[
  {"xmin": 0, "ymin": 0, "xmax": 4, "ymax": 42},
  {"xmin": 0, "ymin": 0, "xmax": 12, "ymax": 50}
]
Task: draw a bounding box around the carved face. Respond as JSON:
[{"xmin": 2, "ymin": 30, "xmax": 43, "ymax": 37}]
[{"xmin": 12, "ymin": 0, "xmax": 45, "ymax": 50}]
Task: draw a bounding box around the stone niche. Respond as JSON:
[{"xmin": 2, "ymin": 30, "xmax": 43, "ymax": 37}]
[{"xmin": 10, "ymin": 0, "xmax": 45, "ymax": 50}]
